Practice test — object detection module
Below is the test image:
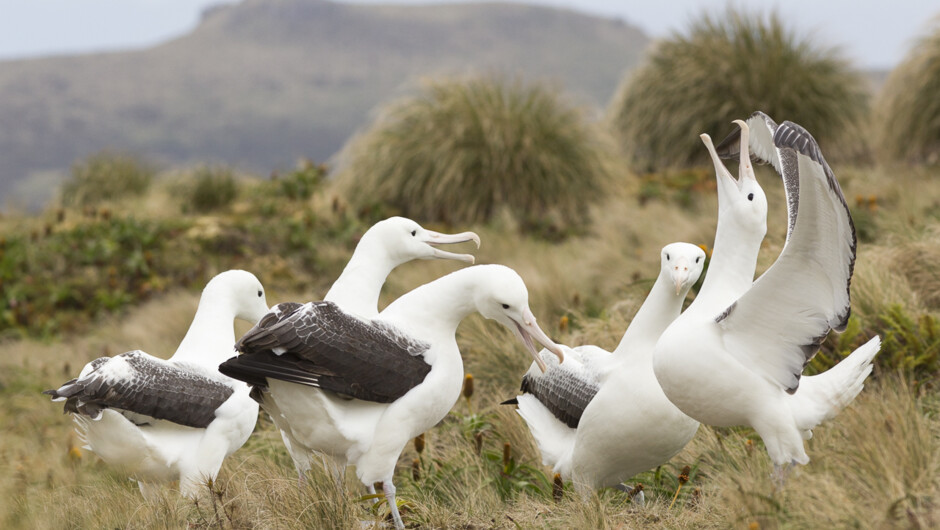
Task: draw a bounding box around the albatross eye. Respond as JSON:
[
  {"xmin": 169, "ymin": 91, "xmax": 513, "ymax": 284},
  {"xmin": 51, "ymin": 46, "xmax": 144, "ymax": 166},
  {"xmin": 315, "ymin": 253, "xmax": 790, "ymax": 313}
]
[
  {"xmin": 695, "ymin": 257, "xmax": 701, "ymax": 263},
  {"xmin": 666, "ymin": 253, "xmax": 670, "ymax": 261},
  {"xmin": 747, "ymin": 193, "xmax": 754, "ymax": 201},
  {"xmin": 501, "ymin": 303, "xmax": 510, "ymax": 309},
  {"xmin": 257, "ymin": 290, "xmax": 263, "ymax": 297},
  {"xmin": 411, "ymin": 230, "xmax": 417, "ymax": 236}
]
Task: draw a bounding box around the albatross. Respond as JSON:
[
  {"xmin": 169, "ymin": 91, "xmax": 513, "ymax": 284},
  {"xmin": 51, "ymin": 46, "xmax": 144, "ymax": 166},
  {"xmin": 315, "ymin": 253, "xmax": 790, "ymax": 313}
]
[
  {"xmin": 250, "ymin": 216, "xmax": 480, "ymax": 482},
  {"xmin": 44, "ymin": 270, "xmax": 270, "ymax": 499},
  {"xmin": 219, "ymin": 264, "xmax": 564, "ymax": 530},
  {"xmin": 653, "ymin": 112, "xmax": 881, "ymax": 474},
  {"xmin": 506, "ymin": 242, "xmax": 706, "ymax": 498}
]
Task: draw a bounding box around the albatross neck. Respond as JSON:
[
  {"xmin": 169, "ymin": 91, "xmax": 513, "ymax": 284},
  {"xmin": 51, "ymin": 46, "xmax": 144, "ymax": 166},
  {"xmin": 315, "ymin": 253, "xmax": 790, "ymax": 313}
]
[
  {"xmin": 380, "ymin": 267, "xmax": 488, "ymax": 338},
  {"xmin": 170, "ymin": 293, "xmax": 238, "ymax": 366},
  {"xmin": 612, "ymin": 271, "xmax": 684, "ymax": 358},
  {"xmin": 324, "ymin": 242, "xmax": 398, "ymax": 318},
  {"xmin": 692, "ymin": 218, "xmax": 763, "ymax": 315}
]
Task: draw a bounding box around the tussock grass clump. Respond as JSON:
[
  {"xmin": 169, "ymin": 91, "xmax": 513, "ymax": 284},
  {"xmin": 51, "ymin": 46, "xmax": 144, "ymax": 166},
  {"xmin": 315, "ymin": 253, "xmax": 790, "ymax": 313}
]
[
  {"xmin": 338, "ymin": 75, "xmax": 614, "ymax": 237},
  {"xmin": 61, "ymin": 151, "xmax": 154, "ymax": 206},
  {"xmin": 609, "ymin": 9, "xmax": 868, "ymax": 171},
  {"xmin": 185, "ymin": 166, "xmax": 238, "ymax": 212},
  {"xmin": 877, "ymin": 21, "xmax": 940, "ymax": 164}
]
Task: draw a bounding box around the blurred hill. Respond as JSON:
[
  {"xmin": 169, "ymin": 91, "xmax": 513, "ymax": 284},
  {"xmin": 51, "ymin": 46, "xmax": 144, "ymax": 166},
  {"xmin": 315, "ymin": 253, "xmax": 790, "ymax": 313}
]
[{"xmin": 0, "ymin": 0, "xmax": 649, "ymax": 209}]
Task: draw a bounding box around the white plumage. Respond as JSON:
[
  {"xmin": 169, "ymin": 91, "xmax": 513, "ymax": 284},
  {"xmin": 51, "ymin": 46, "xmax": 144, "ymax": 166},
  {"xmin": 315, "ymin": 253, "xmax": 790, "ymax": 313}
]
[
  {"xmin": 653, "ymin": 113, "xmax": 881, "ymax": 470},
  {"xmin": 512, "ymin": 242, "xmax": 706, "ymax": 495},
  {"xmin": 45, "ymin": 270, "xmax": 270, "ymax": 499},
  {"xmin": 224, "ymin": 265, "xmax": 564, "ymax": 530}
]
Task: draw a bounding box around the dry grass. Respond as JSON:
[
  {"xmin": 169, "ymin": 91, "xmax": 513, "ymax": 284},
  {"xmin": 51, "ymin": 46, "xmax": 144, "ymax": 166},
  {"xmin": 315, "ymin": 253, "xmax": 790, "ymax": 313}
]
[
  {"xmin": 3, "ymin": 158, "xmax": 940, "ymax": 527},
  {"xmin": 609, "ymin": 8, "xmax": 868, "ymax": 172},
  {"xmin": 876, "ymin": 19, "xmax": 940, "ymax": 164}
]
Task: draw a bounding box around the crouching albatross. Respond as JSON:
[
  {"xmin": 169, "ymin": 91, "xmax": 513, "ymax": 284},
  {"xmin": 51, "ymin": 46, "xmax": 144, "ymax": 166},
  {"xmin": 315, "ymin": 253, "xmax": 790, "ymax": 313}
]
[
  {"xmin": 219, "ymin": 264, "xmax": 564, "ymax": 530},
  {"xmin": 653, "ymin": 112, "xmax": 881, "ymax": 475},
  {"xmin": 506, "ymin": 242, "xmax": 706, "ymax": 498},
  {"xmin": 257, "ymin": 216, "xmax": 480, "ymax": 482},
  {"xmin": 44, "ymin": 270, "xmax": 270, "ymax": 499}
]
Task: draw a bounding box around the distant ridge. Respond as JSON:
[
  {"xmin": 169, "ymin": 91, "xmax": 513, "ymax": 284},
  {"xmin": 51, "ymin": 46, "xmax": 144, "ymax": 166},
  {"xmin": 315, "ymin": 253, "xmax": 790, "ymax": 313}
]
[{"xmin": 0, "ymin": 0, "xmax": 649, "ymax": 207}]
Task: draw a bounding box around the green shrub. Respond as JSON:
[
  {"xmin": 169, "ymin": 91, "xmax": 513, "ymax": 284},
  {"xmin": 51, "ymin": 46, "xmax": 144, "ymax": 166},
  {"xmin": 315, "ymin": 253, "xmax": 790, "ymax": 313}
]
[
  {"xmin": 276, "ymin": 159, "xmax": 325, "ymax": 201},
  {"xmin": 61, "ymin": 151, "xmax": 154, "ymax": 206},
  {"xmin": 338, "ymin": 75, "xmax": 614, "ymax": 236},
  {"xmin": 187, "ymin": 167, "xmax": 238, "ymax": 212},
  {"xmin": 812, "ymin": 306, "xmax": 940, "ymax": 386},
  {"xmin": 877, "ymin": 23, "xmax": 940, "ymax": 164},
  {"xmin": 609, "ymin": 9, "xmax": 868, "ymax": 172}
]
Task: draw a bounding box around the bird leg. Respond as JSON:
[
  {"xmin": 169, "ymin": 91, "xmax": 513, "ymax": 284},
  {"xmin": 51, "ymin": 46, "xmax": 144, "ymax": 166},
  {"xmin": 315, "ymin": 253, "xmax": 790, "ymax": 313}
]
[
  {"xmin": 383, "ymin": 480, "xmax": 405, "ymax": 530},
  {"xmin": 367, "ymin": 484, "xmax": 379, "ymax": 505},
  {"xmin": 771, "ymin": 463, "xmax": 791, "ymax": 491}
]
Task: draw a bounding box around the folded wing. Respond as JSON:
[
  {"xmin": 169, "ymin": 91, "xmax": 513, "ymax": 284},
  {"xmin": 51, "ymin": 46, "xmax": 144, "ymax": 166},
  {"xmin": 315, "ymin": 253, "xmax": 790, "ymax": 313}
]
[
  {"xmin": 44, "ymin": 350, "xmax": 234, "ymax": 429},
  {"xmin": 219, "ymin": 301, "xmax": 432, "ymax": 403}
]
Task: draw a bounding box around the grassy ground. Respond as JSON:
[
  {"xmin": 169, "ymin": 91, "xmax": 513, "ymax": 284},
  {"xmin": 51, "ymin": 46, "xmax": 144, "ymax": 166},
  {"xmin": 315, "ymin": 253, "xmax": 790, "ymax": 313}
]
[{"xmin": 1, "ymin": 163, "xmax": 939, "ymax": 528}]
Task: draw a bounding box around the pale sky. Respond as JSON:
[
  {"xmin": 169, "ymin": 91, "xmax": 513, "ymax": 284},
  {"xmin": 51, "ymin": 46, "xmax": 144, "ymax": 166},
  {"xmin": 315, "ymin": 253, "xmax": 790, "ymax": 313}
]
[{"xmin": 0, "ymin": 0, "xmax": 936, "ymax": 69}]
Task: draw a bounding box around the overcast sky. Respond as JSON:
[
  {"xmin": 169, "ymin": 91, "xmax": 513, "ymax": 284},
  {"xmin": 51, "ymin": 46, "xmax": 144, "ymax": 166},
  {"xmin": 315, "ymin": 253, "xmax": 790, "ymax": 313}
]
[{"xmin": 0, "ymin": 0, "xmax": 936, "ymax": 69}]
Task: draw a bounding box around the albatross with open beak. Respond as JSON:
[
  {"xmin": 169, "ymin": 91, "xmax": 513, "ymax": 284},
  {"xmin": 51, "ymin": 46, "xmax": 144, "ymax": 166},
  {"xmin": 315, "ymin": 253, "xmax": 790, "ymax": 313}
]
[{"xmin": 219, "ymin": 264, "xmax": 563, "ymax": 530}]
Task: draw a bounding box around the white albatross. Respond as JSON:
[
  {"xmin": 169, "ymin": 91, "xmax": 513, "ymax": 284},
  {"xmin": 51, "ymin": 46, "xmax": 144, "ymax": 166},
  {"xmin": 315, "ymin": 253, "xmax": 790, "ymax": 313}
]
[
  {"xmin": 249, "ymin": 216, "xmax": 480, "ymax": 482},
  {"xmin": 219, "ymin": 264, "xmax": 565, "ymax": 530},
  {"xmin": 44, "ymin": 270, "xmax": 270, "ymax": 499},
  {"xmin": 653, "ymin": 112, "xmax": 881, "ymax": 473},
  {"xmin": 506, "ymin": 242, "xmax": 705, "ymax": 498}
]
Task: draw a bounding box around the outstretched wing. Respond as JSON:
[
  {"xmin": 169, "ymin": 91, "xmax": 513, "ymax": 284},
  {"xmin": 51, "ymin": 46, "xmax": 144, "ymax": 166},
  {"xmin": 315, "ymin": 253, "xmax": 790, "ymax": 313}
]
[
  {"xmin": 716, "ymin": 110, "xmax": 801, "ymax": 243},
  {"xmin": 503, "ymin": 346, "xmax": 604, "ymax": 429},
  {"xmin": 43, "ymin": 350, "xmax": 234, "ymax": 429},
  {"xmin": 715, "ymin": 119, "xmax": 856, "ymax": 393},
  {"xmin": 219, "ymin": 301, "xmax": 432, "ymax": 403}
]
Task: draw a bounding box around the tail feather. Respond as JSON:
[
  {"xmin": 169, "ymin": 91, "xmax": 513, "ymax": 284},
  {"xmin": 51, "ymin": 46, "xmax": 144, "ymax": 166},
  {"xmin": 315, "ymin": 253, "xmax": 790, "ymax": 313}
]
[
  {"xmin": 515, "ymin": 394, "xmax": 576, "ymax": 473},
  {"xmin": 790, "ymin": 336, "xmax": 881, "ymax": 437}
]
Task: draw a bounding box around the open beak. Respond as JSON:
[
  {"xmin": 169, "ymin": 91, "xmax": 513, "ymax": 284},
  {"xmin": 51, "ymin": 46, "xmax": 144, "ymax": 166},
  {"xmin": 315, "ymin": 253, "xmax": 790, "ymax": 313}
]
[
  {"xmin": 672, "ymin": 257, "xmax": 692, "ymax": 296},
  {"xmin": 511, "ymin": 307, "xmax": 565, "ymax": 373},
  {"xmin": 701, "ymin": 133, "xmax": 740, "ymax": 202},
  {"xmin": 423, "ymin": 230, "xmax": 481, "ymax": 264},
  {"xmin": 732, "ymin": 119, "xmax": 757, "ymax": 183}
]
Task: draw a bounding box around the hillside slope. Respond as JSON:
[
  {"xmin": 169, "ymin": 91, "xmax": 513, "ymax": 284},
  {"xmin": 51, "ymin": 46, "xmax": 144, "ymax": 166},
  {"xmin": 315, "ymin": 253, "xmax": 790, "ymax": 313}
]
[{"xmin": 0, "ymin": 0, "xmax": 648, "ymax": 206}]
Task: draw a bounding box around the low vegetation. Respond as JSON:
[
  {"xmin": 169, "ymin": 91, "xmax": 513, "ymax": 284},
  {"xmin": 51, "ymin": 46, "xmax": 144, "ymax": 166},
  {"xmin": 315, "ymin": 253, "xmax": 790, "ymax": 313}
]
[
  {"xmin": 608, "ymin": 8, "xmax": 868, "ymax": 171},
  {"xmin": 2, "ymin": 140, "xmax": 939, "ymax": 527},
  {"xmin": 60, "ymin": 151, "xmax": 155, "ymax": 207}
]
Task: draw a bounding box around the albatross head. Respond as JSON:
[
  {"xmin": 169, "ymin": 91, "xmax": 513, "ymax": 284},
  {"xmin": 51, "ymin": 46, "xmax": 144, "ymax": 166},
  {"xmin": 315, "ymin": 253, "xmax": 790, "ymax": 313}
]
[
  {"xmin": 472, "ymin": 265, "xmax": 565, "ymax": 373},
  {"xmin": 661, "ymin": 242, "xmax": 707, "ymax": 296},
  {"xmin": 203, "ymin": 270, "xmax": 270, "ymax": 324},
  {"xmin": 701, "ymin": 121, "xmax": 768, "ymax": 238},
  {"xmin": 366, "ymin": 216, "xmax": 481, "ymax": 266}
]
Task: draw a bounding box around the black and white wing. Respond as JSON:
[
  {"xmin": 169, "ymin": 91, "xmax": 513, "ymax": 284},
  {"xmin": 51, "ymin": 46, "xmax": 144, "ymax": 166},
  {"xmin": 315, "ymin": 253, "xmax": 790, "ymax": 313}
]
[
  {"xmin": 716, "ymin": 110, "xmax": 801, "ymax": 243},
  {"xmin": 219, "ymin": 301, "xmax": 432, "ymax": 403},
  {"xmin": 43, "ymin": 350, "xmax": 234, "ymax": 429},
  {"xmin": 503, "ymin": 346, "xmax": 604, "ymax": 429},
  {"xmin": 714, "ymin": 119, "xmax": 856, "ymax": 393}
]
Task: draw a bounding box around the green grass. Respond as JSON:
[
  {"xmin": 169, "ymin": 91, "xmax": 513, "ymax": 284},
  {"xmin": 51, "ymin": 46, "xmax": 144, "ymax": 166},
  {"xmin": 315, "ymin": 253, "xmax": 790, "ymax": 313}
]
[{"xmin": 608, "ymin": 8, "xmax": 868, "ymax": 172}]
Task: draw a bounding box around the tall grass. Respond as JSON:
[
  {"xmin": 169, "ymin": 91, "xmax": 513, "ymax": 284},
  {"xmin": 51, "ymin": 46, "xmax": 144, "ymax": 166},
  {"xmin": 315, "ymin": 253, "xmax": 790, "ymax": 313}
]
[
  {"xmin": 337, "ymin": 75, "xmax": 615, "ymax": 237},
  {"xmin": 608, "ymin": 8, "xmax": 868, "ymax": 172},
  {"xmin": 877, "ymin": 21, "xmax": 940, "ymax": 164}
]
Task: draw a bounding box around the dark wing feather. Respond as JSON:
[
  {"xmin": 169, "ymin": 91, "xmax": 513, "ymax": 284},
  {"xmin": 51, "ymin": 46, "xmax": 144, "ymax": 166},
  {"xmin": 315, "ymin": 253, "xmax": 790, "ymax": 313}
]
[
  {"xmin": 43, "ymin": 350, "xmax": 233, "ymax": 429},
  {"xmin": 221, "ymin": 301, "xmax": 432, "ymax": 403},
  {"xmin": 514, "ymin": 365, "xmax": 600, "ymax": 429}
]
